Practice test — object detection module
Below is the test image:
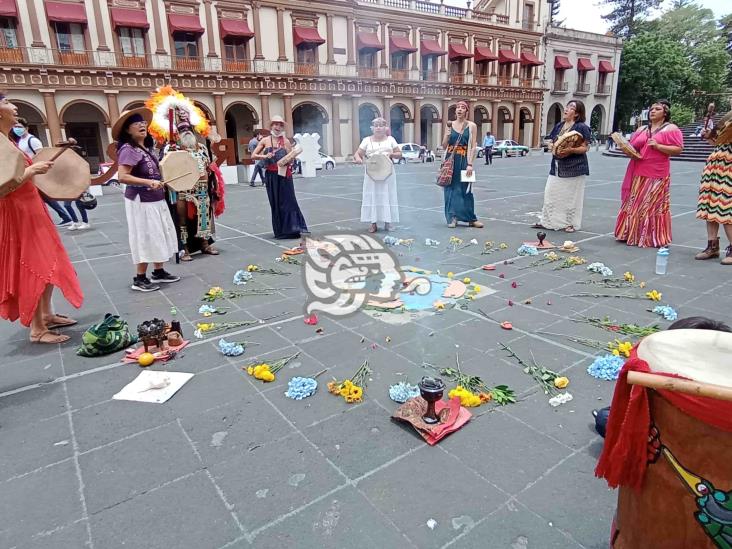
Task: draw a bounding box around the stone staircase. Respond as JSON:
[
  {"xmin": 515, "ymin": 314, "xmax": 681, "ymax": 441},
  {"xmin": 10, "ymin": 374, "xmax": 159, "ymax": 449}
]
[{"xmin": 602, "ymin": 113, "xmax": 725, "ymax": 163}]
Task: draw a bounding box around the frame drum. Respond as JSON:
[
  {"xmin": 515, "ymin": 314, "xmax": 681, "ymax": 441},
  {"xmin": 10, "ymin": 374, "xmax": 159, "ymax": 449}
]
[
  {"xmin": 0, "ymin": 132, "xmax": 26, "ymax": 198},
  {"xmin": 159, "ymin": 150, "xmax": 200, "ymax": 192},
  {"xmin": 611, "ymin": 132, "xmax": 642, "ymax": 160},
  {"xmin": 31, "ymin": 147, "xmax": 91, "ymax": 200}
]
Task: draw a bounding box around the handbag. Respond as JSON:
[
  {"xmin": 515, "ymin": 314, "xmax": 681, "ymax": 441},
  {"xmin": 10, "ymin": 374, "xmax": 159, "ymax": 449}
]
[
  {"xmin": 77, "ymin": 314, "xmax": 138, "ymax": 357},
  {"xmin": 364, "ymin": 138, "xmax": 394, "ymax": 182},
  {"xmin": 436, "ymin": 130, "xmax": 465, "ymax": 187}
]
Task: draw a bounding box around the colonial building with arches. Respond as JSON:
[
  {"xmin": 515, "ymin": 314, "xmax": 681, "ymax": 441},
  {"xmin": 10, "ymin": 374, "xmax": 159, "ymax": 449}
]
[
  {"xmin": 1, "ymin": 0, "xmax": 550, "ymax": 163},
  {"xmin": 542, "ymin": 27, "xmax": 623, "ymax": 141}
]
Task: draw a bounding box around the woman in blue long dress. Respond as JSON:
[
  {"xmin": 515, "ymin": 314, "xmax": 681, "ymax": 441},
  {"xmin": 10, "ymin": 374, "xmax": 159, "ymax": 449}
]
[{"xmin": 441, "ymin": 100, "xmax": 483, "ymax": 228}]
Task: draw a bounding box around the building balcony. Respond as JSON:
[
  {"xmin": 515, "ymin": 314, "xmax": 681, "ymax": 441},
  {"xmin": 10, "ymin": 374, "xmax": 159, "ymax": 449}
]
[
  {"xmin": 294, "ymin": 62, "xmax": 319, "ymax": 76},
  {"xmin": 576, "ymin": 83, "xmax": 590, "ymax": 95},
  {"xmin": 421, "ymin": 70, "xmax": 439, "ymax": 82},
  {"xmin": 498, "ymin": 76, "xmax": 513, "ymax": 86},
  {"xmin": 0, "ymin": 47, "xmax": 23, "ymax": 63},
  {"xmin": 358, "ymin": 66, "xmax": 378, "ymax": 79},
  {"xmin": 223, "ymin": 59, "xmax": 251, "ymax": 73},
  {"xmin": 390, "ymin": 68, "xmax": 409, "ymax": 80},
  {"xmin": 355, "ymin": 0, "xmax": 513, "ymax": 28},
  {"xmin": 596, "ymin": 85, "xmax": 611, "ymax": 96},
  {"xmin": 551, "ymin": 81, "xmax": 568, "ymax": 94},
  {"xmin": 450, "ymin": 74, "xmax": 466, "ymax": 84}
]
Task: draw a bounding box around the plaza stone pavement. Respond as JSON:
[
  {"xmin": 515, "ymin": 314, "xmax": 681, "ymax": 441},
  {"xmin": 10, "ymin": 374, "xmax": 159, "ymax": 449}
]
[{"xmin": 1, "ymin": 151, "xmax": 729, "ymax": 549}]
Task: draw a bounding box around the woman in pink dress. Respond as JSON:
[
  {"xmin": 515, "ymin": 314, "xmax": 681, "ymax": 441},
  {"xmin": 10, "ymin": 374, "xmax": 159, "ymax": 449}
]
[
  {"xmin": 0, "ymin": 92, "xmax": 83, "ymax": 343},
  {"xmin": 615, "ymin": 100, "xmax": 684, "ymax": 248}
]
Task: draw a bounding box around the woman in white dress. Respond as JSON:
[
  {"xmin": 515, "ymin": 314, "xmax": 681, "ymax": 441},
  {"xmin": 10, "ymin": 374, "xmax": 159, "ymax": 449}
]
[{"xmin": 353, "ymin": 117, "xmax": 402, "ymax": 233}]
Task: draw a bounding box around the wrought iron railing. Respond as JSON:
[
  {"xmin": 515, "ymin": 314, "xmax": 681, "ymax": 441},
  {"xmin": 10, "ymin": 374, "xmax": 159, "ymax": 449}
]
[
  {"xmin": 552, "ymin": 81, "xmax": 568, "ymax": 92},
  {"xmin": 576, "ymin": 83, "xmax": 590, "ymax": 94},
  {"xmin": 596, "ymin": 85, "xmax": 611, "ymax": 95}
]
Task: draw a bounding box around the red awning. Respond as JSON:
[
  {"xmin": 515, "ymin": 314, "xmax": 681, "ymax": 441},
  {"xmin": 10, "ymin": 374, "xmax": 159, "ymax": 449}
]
[
  {"xmin": 577, "ymin": 57, "xmax": 595, "ymax": 71},
  {"xmin": 220, "ymin": 19, "xmax": 253, "ymax": 39},
  {"xmin": 168, "ymin": 14, "xmax": 204, "ymax": 34},
  {"xmin": 474, "ymin": 46, "xmax": 497, "ymax": 62},
  {"xmin": 554, "ymin": 55, "xmax": 573, "ymax": 69},
  {"xmin": 0, "ymin": 0, "xmax": 18, "ymax": 18},
  {"xmin": 497, "ymin": 49, "xmax": 520, "ymax": 64},
  {"xmin": 421, "ymin": 39, "xmax": 446, "ymax": 57},
  {"xmin": 598, "ymin": 60, "xmax": 615, "ymax": 73},
  {"xmin": 390, "ymin": 35, "xmax": 417, "ymax": 54},
  {"xmin": 293, "ymin": 26, "xmax": 325, "ymax": 47},
  {"xmin": 357, "ymin": 31, "xmax": 383, "ymax": 52},
  {"xmin": 110, "ymin": 8, "xmax": 149, "ymax": 30},
  {"xmin": 45, "ymin": 1, "xmax": 87, "ymax": 23},
  {"xmin": 520, "ymin": 51, "xmax": 543, "ymax": 66},
  {"xmin": 448, "ymin": 43, "xmax": 473, "ymax": 60}
]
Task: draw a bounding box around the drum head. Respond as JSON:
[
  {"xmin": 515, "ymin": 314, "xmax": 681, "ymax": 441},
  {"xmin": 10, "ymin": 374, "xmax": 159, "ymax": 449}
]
[
  {"xmin": 553, "ymin": 130, "xmax": 582, "ymax": 156},
  {"xmin": 0, "ymin": 133, "xmax": 26, "ymax": 198},
  {"xmin": 365, "ymin": 154, "xmax": 393, "ymax": 181},
  {"xmin": 160, "ymin": 150, "xmax": 200, "ymax": 192},
  {"xmin": 32, "ymin": 147, "xmax": 91, "ymax": 200},
  {"xmin": 637, "ymin": 329, "xmax": 732, "ymax": 387},
  {"xmin": 611, "ymin": 132, "xmax": 642, "ymax": 160}
]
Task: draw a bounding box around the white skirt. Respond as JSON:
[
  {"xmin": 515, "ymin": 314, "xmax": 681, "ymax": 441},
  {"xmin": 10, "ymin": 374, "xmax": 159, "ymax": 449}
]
[
  {"xmin": 124, "ymin": 196, "xmax": 179, "ymax": 264},
  {"xmin": 361, "ymin": 171, "xmax": 399, "ymax": 223},
  {"xmin": 539, "ymin": 174, "xmax": 586, "ymax": 230}
]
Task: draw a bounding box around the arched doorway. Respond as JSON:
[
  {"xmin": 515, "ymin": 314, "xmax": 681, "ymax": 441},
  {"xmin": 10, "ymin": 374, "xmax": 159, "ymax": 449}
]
[
  {"xmin": 519, "ymin": 107, "xmax": 533, "ymax": 146},
  {"xmin": 590, "ymin": 104, "xmax": 605, "ymax": 137},
  {"xmin": 494, "ymin": 106, "xmax": 512, "ymax": 140},
  {"xmin": 60, "ymin": 101, "xmax": 109, "ymax": 172},
  {"xmin": 293, "ymin": 102, "xmax": 329, "ymax": 153},
  {"xmin": 122, "ymin": 100, "xmax": 145, "ymax": 111},
  {"xmin": 390, "ymin": 103, "xmax": 411, "ymax": 144},
  {"xmin": 225, "ymin": 103, "xmax": 259, "ymax": 163},
  {"xmin": 14, "ymin": 101, "xmax": 48, "ymax": 146},
  {"xmin": 420, "ymin": 104, "xmax": 439, "ymax": 148},
  {"xmin": 546, "ymin": 102, "xmax": 563, "ymax": 135},
  {"xmin": 193, "ymin": 101, "xmax": 214, "ymax": 123},
  {"xmin": 358, "ymin": 103, "xmax": 380, "ymax": 141},
  {"xmin": 473, "ymin": 105, "xmax": 490, "ymax": 138}
]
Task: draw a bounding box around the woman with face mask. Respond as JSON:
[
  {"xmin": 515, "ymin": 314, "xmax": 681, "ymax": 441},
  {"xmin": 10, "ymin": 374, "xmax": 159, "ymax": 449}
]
[
  {"xmin": 353, "ymin": 117, "xmax": 401, "ymax": 233},
  {"xmin": 252, "ymin": 115, "xmax": 309, "ymax": 243},
  {"xmin": 0, "ymin": 92, "xmax": 83, "ymax": 343}
]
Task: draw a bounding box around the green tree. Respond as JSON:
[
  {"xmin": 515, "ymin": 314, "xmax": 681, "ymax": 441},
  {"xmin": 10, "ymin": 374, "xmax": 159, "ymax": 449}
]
[
  {"xmin": 615, "ymin": 33, "xmax": 697, "ymax": 128},
  {"xmin": 598, "ymin": 0, "xmax": 663, "ymax": 38},
  {"xmin": 656, "ymin": 2, "xmax": 718, "ymax": 48}
]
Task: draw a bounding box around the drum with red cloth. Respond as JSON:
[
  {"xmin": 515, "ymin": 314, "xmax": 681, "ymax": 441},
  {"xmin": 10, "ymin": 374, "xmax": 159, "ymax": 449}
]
[{"xmin": 596, "ymin": 330, "xmax": 732, "ymax": 548}]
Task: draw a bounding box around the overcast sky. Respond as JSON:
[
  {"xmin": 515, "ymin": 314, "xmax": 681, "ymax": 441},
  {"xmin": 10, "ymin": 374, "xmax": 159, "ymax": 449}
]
[{"xmin": 558, "ymin": 0, "xmax": 730, "ymax": 34}]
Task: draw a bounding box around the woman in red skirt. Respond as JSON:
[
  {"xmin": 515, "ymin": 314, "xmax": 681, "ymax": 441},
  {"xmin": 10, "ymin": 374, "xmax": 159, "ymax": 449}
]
[
  {"xmin": 615, "ymin": 100, "xmax": 684, "ymax": 247},
  {"xmin": 0, "ymin": 92, "xmax": 83, "ymax": 343}
]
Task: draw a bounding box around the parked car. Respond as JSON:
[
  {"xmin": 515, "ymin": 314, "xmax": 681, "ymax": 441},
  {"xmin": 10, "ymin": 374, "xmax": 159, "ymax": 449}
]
[
  {"xmin": 293, "ymin": 152, "xmax": 336, "ymax": 173},
  {"xmin": 98, "ymin": 162, "xmax": 119, "ymax": 186},
  {"xmin": 494, "ymin": 140, "xmax": 530, "ymax": 157}
]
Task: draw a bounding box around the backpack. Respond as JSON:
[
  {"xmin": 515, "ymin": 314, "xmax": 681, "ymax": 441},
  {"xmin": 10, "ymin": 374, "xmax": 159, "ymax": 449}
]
[{"xmin": 77, "ymin": 314, "xmax": 137, "ymax": 357}]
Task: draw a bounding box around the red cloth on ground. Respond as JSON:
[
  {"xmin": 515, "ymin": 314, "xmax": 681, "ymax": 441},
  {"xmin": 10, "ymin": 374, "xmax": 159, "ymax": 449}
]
[
  {"xmin": 0, "ymin": 158, "xmax": 83, "ymax": 326},
  {"xmin": 595, "ymin": 347, "xmax": 732, "ymax": 490}
]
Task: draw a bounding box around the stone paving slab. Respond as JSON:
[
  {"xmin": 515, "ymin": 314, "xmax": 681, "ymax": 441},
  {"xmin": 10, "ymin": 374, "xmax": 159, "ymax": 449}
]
[{"xmin": 1, "ymin": 152, "xmax": 727, "ymax": 548}]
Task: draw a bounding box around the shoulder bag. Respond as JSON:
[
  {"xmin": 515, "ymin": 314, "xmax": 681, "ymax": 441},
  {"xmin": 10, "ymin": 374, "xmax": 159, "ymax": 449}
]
[{"xmin": 436, "ymin": 129, "xmax": 465, "ymax": 187}]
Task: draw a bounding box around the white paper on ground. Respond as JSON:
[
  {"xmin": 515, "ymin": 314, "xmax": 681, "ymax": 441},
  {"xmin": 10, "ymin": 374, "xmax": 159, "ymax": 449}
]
[{"xmin": 113, "ymin": 371, "xmax": 194, "ymax": 404}]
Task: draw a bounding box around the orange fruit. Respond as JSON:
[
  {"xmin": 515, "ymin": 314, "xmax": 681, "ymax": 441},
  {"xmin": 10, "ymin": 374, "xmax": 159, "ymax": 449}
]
[{"xmin": 138, "ymin": 352, "xmax": 155, "ymax": 367}]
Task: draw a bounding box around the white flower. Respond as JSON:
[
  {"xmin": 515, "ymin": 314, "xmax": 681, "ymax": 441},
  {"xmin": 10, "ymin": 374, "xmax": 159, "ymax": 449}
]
[
  {"xmin": 549, "ymin": 392, "xmax": 573, "ymax": 407},
  {"xmin": 470, "ymin": 238, "xmax": 478, "ymax": 245},
  {"xmin": 193, "ymin": 329, "xmax": 203, "ymax": 339}
]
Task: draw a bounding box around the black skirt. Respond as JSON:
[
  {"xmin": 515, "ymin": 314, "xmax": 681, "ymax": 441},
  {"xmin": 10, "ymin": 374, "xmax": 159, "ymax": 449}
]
[{"xmin": 264, "ymin": 170, "xmax": 308, "ymax": 239}]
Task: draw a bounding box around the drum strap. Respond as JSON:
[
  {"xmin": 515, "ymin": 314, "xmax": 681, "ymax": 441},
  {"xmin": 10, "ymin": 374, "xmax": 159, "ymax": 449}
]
[{"xmin": 596, "ymin": 347, "xmax": 732, "ymax": 490}]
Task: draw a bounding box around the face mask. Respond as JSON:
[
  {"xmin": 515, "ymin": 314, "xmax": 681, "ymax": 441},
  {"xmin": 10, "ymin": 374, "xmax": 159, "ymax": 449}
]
[
  {"xmin": 12, "ymin": 127, "xmax": 25, "ymax": 137},
  {"xmin": 271, "ymin": 128, "xmax": 283, "ymax": 137}
]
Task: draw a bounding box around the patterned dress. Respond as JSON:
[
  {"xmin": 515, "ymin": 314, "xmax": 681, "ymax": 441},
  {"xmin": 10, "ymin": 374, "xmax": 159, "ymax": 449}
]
[
  {"xmin": 697, "ymin": 143, "xmax": 732, "ymax": 225},
  {"xmin": 443, "ymin": 125, "xmax": 477, "ymax": 224}
]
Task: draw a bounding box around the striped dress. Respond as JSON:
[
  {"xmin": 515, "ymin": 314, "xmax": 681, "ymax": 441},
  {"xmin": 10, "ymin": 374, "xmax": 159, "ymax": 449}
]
[{"xmin": 697, "ymin": 143, "xmax": 732, "ymax": 225}]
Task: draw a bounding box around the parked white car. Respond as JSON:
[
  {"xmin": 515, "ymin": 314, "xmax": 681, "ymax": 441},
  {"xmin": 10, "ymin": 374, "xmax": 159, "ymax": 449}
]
[
  {"xmin": 394, "ymin": 143, "xmax": 434, "ymax": 163},
  {"xmin": 293, "ymin": 152, "xmax": 336, "ymax": 172}
]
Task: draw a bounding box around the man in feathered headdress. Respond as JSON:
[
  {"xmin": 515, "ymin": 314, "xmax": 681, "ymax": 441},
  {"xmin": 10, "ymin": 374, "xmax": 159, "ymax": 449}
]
[{"xmin": 147, "ymin": 87, "xmax": 224, "ymax": 261}]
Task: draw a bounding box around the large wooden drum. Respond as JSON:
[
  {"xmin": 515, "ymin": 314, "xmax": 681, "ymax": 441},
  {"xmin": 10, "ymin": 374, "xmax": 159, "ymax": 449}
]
[
  {"xmin": 32, "ymin": 147, "xmax": 91, "ymax": 200},
  {"xmin": 611, "ymin": 329, "xmax": 732, "ymax": 548},
  {"xmin": 0, "ymin": 132, "xmax": 26, "ymax": 198}
]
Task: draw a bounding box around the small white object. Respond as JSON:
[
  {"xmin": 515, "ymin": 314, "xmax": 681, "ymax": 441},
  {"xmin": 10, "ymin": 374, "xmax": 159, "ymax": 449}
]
[
  {"xmin": 427, "ymin": 519, "xmax": 437, "ymax": 530},
  {"xmin": 549, "ymin": 392, "xmax": 573, "ymax": 407},
  {"xmin": 113, "ymin": 371, "xmax": 194, "ymax": 404},
  {"xmin": 655, "ymin": 247, "xmax": 670, "ymax": 275},
  {"xmin": 460, "ymin": 170, "xmax": 476, "ymax": 183}
]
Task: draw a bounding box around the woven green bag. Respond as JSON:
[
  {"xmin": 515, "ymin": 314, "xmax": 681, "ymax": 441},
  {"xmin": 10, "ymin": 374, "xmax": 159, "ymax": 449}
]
[{"xmin": 76, "ymin": 314, "xmax": 138, "ymax": 357}]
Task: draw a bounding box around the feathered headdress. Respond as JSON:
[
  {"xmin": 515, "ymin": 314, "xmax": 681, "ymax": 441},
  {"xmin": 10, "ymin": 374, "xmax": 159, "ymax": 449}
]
[{"xmin": 145, "ymin": 86, "xmax": 210, "ymax": 144}]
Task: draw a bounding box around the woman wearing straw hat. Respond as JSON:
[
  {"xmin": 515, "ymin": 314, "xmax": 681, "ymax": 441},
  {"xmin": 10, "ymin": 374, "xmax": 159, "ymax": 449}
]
[
  {"xmin": 0, "ymin": 91, "xmax": 83, "ymax": 343},
  {"xmin": 252, "ymin": 115, "xmax": 309, "ymax": 241},
  {"xmin": 353, "ymin": 116, "xmax": 401, "ymax": 233},
  {"xmin": 114, "ymin": 108, "xmax": 180, "ymax": 292}
]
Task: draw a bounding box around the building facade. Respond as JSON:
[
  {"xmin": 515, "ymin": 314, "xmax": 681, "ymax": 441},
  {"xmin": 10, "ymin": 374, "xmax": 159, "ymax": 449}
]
[
  {"xmin": 1, "ymin": 0, "xmax": 550, "ymax": 168},
  {"xmin": 542, "ymin": 27, "xmax": 623, "ymax": 140}
]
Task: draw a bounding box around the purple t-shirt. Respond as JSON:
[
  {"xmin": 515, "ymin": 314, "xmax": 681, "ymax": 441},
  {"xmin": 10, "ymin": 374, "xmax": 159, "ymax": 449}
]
[{"xmin": 118, "ymin": 143, "xmax": 165, "ymax": 202}]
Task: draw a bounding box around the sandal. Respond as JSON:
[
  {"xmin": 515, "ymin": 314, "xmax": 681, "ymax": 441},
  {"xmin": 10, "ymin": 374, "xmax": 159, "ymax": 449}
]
[
  {"xmin": 30, "ymin": 330, "xmax": 70, "ymax": 344},
  {"xmin": 368, "ymin": 223, "xmax": 377, "ymax": 233},
  {"xmin": 447, "ymin": 218, "xmax": 457, "ymax": 229},
  {"xmin": 202, "ymin": 246, "xmax": 220, "ymax": 255},
  {"xmin": 180, "ymin": 253, "xmax": 193, "ymax": 262},
  {"xmin": 564, "ymin": 226, "xmax": 576, "ymax": 233},
  {"xmin": 469, "ymin": 221, "xmax": 484, "ymax": 228},
  {"xmin": 44, "ymin": 314, "xmax": 77, "ymax": 329}
]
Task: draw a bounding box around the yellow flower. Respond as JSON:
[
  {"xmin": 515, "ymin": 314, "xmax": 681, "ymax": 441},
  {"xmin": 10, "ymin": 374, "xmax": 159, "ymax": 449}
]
[
  {"xmin": 259, "ymin": 371, "xmax": 275, "ymax": 382},
  {"xmin": 617, "ymin": 342, "xmax": 633, "ymax": 358},
  {"xmin": 473, "ymin": 285, "xmax": 481, "ymax": 292},
  {"xmin": 448, "ymin": 386, "xmax": 482, "ymax": 407},
  {"xmin": 645, "ymin": 290, "xmax": 662, "ymax": 302},
  {"xmin": 499, "ymin": 243, "xmax": 508, "ymax": 249},
  {"xmin": 327, "ymin": 381, "xmax": 341, "ymax": 395},
  {"xmin": 247, "ymin": 264, "xmax": 259, "ymax": 272},
  {"xmin": 247, "ymin": 366, "xmax": 255, "ymax": 375},
  {"xmin": 196, "ymin": 322, "xmax": 214, "ymax": 332},
  {"xmin": 612, "ymin": 349, "xmax": 620, "ymax": 356},
  {"xmin": 463, "ymin": 277, "xmax": 471, "ymax": 284},
  {"xmin": 624, "ymin": 271, "xmax": 635, "ymax": 282},
  {"xmin": 447, "ymin": 272, "xmax": 454, "ymax": 278},
  {"xmin": 207, "ymin": 286, "xmax": 224, "ymax": 297},
  {"xmin": 554, "ymin": 377, "xmax": 570, "ymax": 389},
  {"xmin": 433, "ymin": 300, "xmax": 446, "ymax": 310},
  {"xmin": 203, "ymin": 312, "xmax": 212, "ymax": 317}
]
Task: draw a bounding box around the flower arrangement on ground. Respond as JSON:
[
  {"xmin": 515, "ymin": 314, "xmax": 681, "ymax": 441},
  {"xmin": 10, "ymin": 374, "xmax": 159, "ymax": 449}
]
[
  {"xmin": 327, "ymin": 360, "xmax": 371, "ymax": 403},
  {"xmin": 500, "ymin": 343, "xmax": 568, "ymax": 396},
  {"xmin": 423, "ymin": 354, "xmax": 515, "ymax": 406},
  {"xmin": 244, "ymin": 351, "xmax": 301, "ymax": 383}
]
